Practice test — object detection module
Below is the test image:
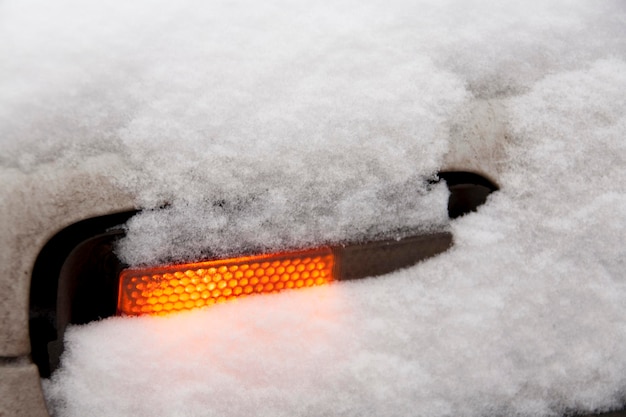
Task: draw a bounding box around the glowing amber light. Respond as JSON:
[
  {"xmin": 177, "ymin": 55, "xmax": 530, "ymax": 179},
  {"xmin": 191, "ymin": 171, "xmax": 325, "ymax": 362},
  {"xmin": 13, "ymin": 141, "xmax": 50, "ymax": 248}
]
[{"xmin": 117, "ymin": 248, "xmax": 335, "ymax": 316}]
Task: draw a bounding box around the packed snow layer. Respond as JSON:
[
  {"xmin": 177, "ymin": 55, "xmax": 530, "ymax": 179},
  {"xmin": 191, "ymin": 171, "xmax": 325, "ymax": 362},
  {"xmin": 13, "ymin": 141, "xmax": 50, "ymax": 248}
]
[{"xmin": 1, "ymin": 0, "xmax": 625, "ymax": 416}]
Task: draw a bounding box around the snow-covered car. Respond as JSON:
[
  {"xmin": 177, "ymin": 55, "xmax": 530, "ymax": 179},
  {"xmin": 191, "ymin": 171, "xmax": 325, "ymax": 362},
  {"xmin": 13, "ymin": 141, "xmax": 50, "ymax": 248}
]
[{"xmin": 1, "ymin": 1, "xmax": 626, "ymax": 416}]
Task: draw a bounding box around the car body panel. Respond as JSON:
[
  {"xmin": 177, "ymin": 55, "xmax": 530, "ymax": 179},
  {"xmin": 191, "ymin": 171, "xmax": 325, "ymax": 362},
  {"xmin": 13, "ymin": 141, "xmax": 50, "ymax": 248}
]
[
  {"xmin": 0, "ymin": 156, "xmax": 136, "ymax": 356},
  {"xmin": 0, "ymin": 362, "xmax": 48, "ymax": 417}
]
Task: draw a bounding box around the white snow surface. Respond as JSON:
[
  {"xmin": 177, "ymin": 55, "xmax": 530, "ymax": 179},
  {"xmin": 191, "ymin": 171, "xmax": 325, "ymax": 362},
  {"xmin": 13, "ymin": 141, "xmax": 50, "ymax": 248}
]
[{"xmin": 1, "ymin": 0, "xmax": 626, "ymax": 416}]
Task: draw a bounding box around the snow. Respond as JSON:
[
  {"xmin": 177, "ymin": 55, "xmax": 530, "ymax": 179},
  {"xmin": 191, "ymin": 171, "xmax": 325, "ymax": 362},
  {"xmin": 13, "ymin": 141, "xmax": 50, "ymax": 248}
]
[{"xmin": 1, "ymin": 0, "xmax": 625, "ymax": 416}]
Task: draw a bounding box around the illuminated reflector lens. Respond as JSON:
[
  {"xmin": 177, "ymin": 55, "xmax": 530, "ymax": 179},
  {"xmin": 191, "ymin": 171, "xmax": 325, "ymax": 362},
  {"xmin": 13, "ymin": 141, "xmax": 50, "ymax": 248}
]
[{"xmin": 117, "ymin": 248, "xmax": 335, "ymax": 316}]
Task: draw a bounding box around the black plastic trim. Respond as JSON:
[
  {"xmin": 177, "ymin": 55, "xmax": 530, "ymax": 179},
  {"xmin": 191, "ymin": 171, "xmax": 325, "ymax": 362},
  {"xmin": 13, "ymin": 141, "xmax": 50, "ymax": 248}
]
[
  {"xmin": 335, "ymin": 232, "xmax": 452, "ymax": 281},
  {"xmin": 438, "ymin": 171, "xmax": 499, "ymax": 218},
  {"xmin": 29, "ymin": 211, "xmax": 136, "ymax": 377}
]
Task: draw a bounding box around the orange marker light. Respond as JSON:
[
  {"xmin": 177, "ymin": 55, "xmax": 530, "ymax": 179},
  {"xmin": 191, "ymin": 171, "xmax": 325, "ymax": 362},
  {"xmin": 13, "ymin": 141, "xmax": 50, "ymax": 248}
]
[{"xmin": 117, "ymin": 248, "xmax": 335, "ymax": 316}]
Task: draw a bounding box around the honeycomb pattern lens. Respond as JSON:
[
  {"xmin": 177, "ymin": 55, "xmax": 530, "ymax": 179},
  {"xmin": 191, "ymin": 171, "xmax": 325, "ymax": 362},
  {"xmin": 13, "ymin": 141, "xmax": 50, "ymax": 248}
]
[{"xmin": 117, "ymin": 248, "xmax": 335, "ymax": 316}]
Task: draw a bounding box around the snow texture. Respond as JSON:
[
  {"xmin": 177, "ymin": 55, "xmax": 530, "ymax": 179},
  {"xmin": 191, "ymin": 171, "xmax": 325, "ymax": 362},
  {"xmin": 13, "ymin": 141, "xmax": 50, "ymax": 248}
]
[{"xmin": 1, "ymin": 0, "xmax": 626, "ymax": 416}]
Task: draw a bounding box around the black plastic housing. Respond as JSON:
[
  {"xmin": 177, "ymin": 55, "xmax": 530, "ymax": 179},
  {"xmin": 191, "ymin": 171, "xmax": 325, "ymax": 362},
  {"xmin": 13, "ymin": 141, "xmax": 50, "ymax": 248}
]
[{"xmin": 29, "ymin": 172, "xmax": 496, "ymax": 377}]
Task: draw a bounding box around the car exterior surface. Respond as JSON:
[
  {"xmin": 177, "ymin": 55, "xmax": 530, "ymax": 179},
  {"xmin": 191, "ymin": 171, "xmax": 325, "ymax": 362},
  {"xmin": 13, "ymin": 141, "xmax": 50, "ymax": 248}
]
[{"xmin": 1, "ymin": 0, "xmax": 626, "ymax": 416}]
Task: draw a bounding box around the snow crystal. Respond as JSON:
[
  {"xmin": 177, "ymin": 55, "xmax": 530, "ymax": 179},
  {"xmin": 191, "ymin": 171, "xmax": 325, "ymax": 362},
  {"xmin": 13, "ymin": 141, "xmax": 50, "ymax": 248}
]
[{"xmin": 1, "ymin": 0, "xmax": 625, "ymax": 416}]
